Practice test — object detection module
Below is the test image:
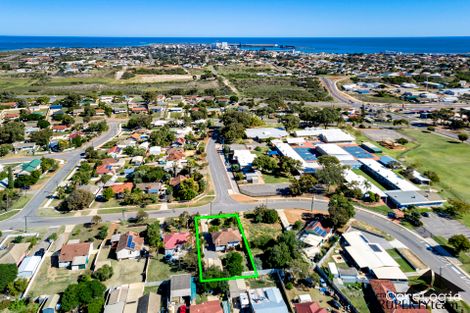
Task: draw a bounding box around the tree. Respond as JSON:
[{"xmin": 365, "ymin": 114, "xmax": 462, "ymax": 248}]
[
  {"xmin": 91, "ymin": 215, "xmax": 102, "ymax": 225},
  {"xmin": 396, "ymin": 137, "xmax": 409, "ymax": 145},
  {"xmin": 175, "ymin": 178, "xmax": 199, "ymax": 200},
  {"xmin": 126, "ymin": 115, "xmax": 152, "ymax": 129},
  {"xmin": 7, "ymin": 167, "xmax": 14, "ymax": 189},
  {"xmin": 445, "ymin": 199, "xmax": 470, "ymax": 218},
  {"xmin": 136, "ymin": 209, "xmax": 149, "ymax": 223},
  {"xmin": 315, "ymin": 161, "xmax": 344, "ymax": 189},
  {"xmin": 0, "ymin": 121, "xmax": 25, "ymax": 144},
  {"xmin": 61, "ymin": 189, "xmax": 95, "ymax": 211},
  {"xmin": 146, "ymin": 221, "xmax": 161, "ymax": 248},
  {"xmin": 0, "ymin": 264, "xmax": 18, "ymax": 291},
  {"xmin": 92, "ymin": 265, "xmax": 113, "ymax": 281},
  {"xmin": 278, "ymin": 156, "xmax": 302, "ymax": 176},
  {"xmin": 423, "ymin": 170, "xmax": 439, "ymax": 183},
  {"xmin": 102, "ymin": 187, "xmax": 114, "ymax": 201},
  {"xmin": 253, "ymin": 205, "xmax": 279, "ymax": 224},
  {"xmin": 458, "ymin": 133, "xmax": 468, "ymax": 143},
  {"xmin": 197, "ymin": 266, "xmax": 228, "ymax": 295},
  {"xmin": 265, "ymin": 242, "xmax": 292, "ymax": 268},
  {"xmin": 149, "ymin": 126, "xmax": 176, "ymax": 146},
  {"xmin": 449, "ymin": 235, "xmax": 470, "ymax": 254},
  {"xmin": 37, "ymin": 119, "xmax": 50, "ymax": 129},
  {"xmin": 280, "ymin": 115, "xmax": 300, "ymax": 131},
  {"xmin": 224, "ymin": 252, "xmax": 244, "ymax": 276},
  {"xmin": 41, "ymin": 157, "xmax": 58, "ymax": 172},
  {"xmin": 252, "ymin": 155, "xmax": 278, "ymax": 173},
  {"xmin": 328, "ymin": 194, "xmax": 355, "ymax": 228}
]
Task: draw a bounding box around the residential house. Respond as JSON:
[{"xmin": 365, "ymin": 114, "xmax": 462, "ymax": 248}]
[
  {"xmin": 58, "ymin": 242, "xmax": 92, "ymax": 270},
  {"xmin": 52, "ymin": 125, "xmax": 69, "ymax": 133},
  {"xmin": 12, "ymin": 142, "xmax": 37, "ymax": 154},
  {"xmin": 131, "ymin": 155, "xmax": 144, "ymax": 166},
  {"xmin": 294, "ymin": 302, "xmax": 328, "ymax": 313},
  {"xmin": 211, "ymin": 228, "xmax": 242, "ymax": 251},
  {"xmin": 300, "ymin": 220, "xmax": 333, "ymax": 248},
  {"xmin": 248, "ymin": 287, "xmax": 289, "ymax": 313},
  {"xmin": 137, "ymin": 293, "xmax": 161, "ymax": 313},
  {"xmin": 368, "ymin": 279, "xmax": 429, "ymax": 313},
  {"xmin": 110, "ymin": 182, "xmax": 134, "ymax": 198},
  {"xmin": 169, "ymin": 175, "xmax": 187, "ymax": 187},
  {"xmin": 163, "ymin": 232, "xmax": 191, "ymax": 256},
  {"xmin": 18, "ymin": 256, "xmax": 41, "ymax": 279},
  {"xmin": 167, "ymin": 148, "xmax": 185, "ymax": 161},
  {"xmin": 116, "ymin": 231, "xmax": 144, "ymax": 260},
  {"xmin": 17, "ymin": 159, "xmax": 41, "ymax": 175},
  {"xmin": 136, "ymin": 182, "xmax": 163, "ymax": 195},
  {"xmin": 0, "ymin": 243, "xmax": 30, "ymax": 265},
  {"xmin": 170, "ymin": 274, "xmax": 192, "ymax": 304},
  {"xmin": 107, "ymin": 146, "xmax": 122, "ymax": 158},
  {"xmin": 190, "ymin": 300, "xmax": 223, "ymax": 313}
]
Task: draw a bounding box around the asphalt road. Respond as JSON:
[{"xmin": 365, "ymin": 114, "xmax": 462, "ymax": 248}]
[{"xmin": 0, "ymin": 120, "xmax": 121, "ymax": 224}]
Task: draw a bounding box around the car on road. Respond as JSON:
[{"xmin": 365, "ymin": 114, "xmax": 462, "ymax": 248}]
[
  {"xmin": 421, "ymin": 212, "xmax": 430, "ymax": 217},
  {"xmin": 35, "ymin": 248, "xmax": 45, "ymax": 257},
  {"xmin": 437, "ymin": 212, "xmax": 450, "ymax": 218}
]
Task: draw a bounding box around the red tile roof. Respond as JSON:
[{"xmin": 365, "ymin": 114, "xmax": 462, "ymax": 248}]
[
  {"xmin": 294, "ymin": 302, "xmax": 328, "ymax": 313},
  {"xmin": 190, "ymin": 300, "xmax": 223, "ymax": 313},
  {"xmin": 169, "ymin": 175, "xmax": 187, "ymax": 187},
  {"xmin": 59, "ymin": 242, "xmax": 91, "ymax": 262},
  {"xmin": 163, "ymin": 232, "xmax": 190, "ymax": 250},
  {"xmin": 211, "ymin": 228, "xmax": 242, "ymax": 247},
  {"xmin": 369, "ymin": 280, "xmax": 429, "ymax": 313},
  {"xmin": 110, "ymin": 182, "xmax": 134, "ymax": 194}
]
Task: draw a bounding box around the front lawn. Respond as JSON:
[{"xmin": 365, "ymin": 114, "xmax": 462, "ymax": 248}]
[
  {"xmin": 262, "ymin": 173, "xmax": 290, "ymax": 184},
  {"xmin": 386, "ymin": 249, "xmax": 415, "ymax": 273}
]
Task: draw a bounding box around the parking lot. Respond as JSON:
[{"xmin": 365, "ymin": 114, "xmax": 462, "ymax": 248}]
[{"xmin": 421, "ymin": 212, "xmax": 470, "ymax": 239}]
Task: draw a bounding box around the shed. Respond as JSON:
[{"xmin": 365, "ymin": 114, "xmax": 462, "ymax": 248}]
[{"xmin": 18, "ymin": 255, "xmax": 41, "ymax": 279}]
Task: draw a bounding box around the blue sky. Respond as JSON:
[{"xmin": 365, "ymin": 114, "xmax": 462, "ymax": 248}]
[{"xmin": 1, "ymin": 0, "xmax": 470, "ymax": 37}]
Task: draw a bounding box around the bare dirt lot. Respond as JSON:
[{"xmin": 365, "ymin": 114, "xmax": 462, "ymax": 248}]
[
  {"xmin": 361, "ymin": 128, "xmax": 410, "ymax": 142},
  {"xmin": 131, "ymin": 74, "xmax": 193, "ymax": 83}
]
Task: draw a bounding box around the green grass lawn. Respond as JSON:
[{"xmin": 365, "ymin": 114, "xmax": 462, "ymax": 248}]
[
  {"xmin": 262, "ymin": 173, "xmax": 290, "ymax": 184},
  {"xmin": 396, "ymin": 129, "xmax": 470, "ymax": 201},
  {"xmin": 146, "ymin": 256, "xmax": 186, "ymax": 282},
  {"xmin": 0, "ymin": 209, "xmax": 20, "ymax": 221},
  {"xmin": 339, "ymin": 283, "xmax": 371, "ymax": 313},
  {"xmin": 386, "ymin": 249, "xmax": 415, "ymax": 272}
]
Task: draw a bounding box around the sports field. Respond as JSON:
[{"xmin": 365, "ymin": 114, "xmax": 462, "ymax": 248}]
[{"xmin": 399, "ymin": 128, "xmax": 470, "ymax": 202}]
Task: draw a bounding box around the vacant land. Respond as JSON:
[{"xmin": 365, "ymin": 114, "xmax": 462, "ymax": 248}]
[
  {"xmin": 218, "ymin": 65, "xmax": 332, "ymax": 101},
  {"xmin": 0, "ymin": 67, "xmax": 228, "ymax": 95},
  {"xmin": 146, "ymin": 255, "xmax": 186, "ymax": 282}
]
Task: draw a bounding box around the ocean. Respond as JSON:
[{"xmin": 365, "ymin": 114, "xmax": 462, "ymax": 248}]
[{"xmin": 0, "ymin": 36, "xmax": 469, "ymax": 54}]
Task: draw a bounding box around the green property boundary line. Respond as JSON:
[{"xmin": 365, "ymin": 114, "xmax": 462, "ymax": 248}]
[{"xmin": 194, "ymin": 213, "xmax": 259, "ymax": 283}]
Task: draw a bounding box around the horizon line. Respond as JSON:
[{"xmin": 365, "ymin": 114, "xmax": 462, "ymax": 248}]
[{"xmin": 1, "ymin": 35, "xmax": 470, "ymax": 39}]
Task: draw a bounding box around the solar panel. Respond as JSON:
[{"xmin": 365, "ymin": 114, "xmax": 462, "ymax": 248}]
[
  {"xmin": 369, "ymin": 243, "xmax": 382, "ymax": 252},
  {"xmin": 127, "ymin": 235, "xmax": 134, "ymax": 248}
]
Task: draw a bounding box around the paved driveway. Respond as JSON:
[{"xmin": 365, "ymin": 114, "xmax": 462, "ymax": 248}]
[{"xmin": 421, "ymin": 213, "xmax": 470, "ymax": 239}]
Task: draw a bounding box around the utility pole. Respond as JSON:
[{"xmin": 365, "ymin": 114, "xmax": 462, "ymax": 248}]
[
  {"xmin": 310, "ymin": 195, "xmax": 315, "ymax": 212},
  {"xmin": 24, "ymin": 216, "xmax": 28, "ymax": 233},
  {"xmin": 210, "ymin": 202, "xmax": 213, "ymax": 215}
]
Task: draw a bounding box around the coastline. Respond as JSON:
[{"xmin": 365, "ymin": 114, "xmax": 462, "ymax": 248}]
[{"xmin": 1, "ymin": 36, "xmax": 470, "ymax": 54}]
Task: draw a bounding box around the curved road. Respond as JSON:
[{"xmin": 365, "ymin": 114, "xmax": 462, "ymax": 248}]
[{"xmin": 1, "ymin": 120, "xmax": 470, "ymax": 302}]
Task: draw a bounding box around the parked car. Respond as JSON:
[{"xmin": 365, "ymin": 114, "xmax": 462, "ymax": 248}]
[{"xmin": 421, "ymin": 212, "xmax": 430, "ymax": 217}]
